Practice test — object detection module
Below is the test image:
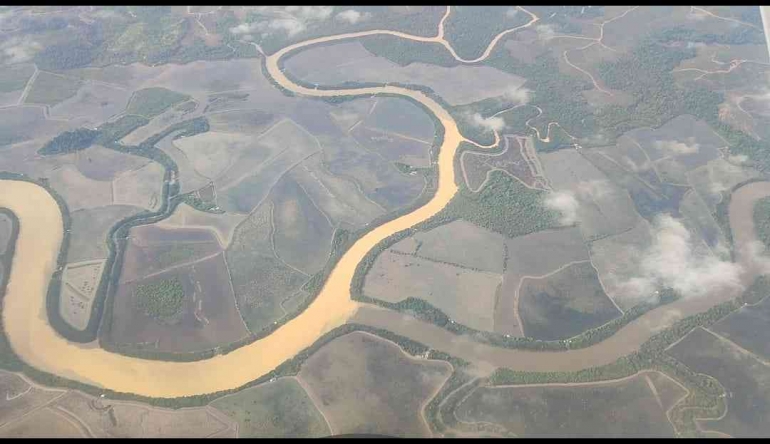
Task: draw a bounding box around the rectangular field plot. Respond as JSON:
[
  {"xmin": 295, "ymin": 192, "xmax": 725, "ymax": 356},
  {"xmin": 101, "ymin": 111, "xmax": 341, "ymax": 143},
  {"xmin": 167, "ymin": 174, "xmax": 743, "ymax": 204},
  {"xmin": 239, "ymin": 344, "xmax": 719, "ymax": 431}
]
[
  {"xmin": 59, "ymin": 260, "xmax": 106, "ymax": 330},
  {"xmin": 667, "ymin": 327, "xmax": 770, "ymax": 438},
  {"xmin": 455, "ymin": 372, "xmax": 678, "ymax": 437},
  {"xmin": 712, "ymin": 295, "xmax": 770, "ymax": 361},
  {"xmin": 24, "ymin": 71, "xmax": 82, "ymax": 106},
  {"xmin": 210, "ymin": 378, "xmax": 330, "ymax": 438},
  {"xmin": 0, "ymin": 212, "xmax": 12, "ymax": 256},
  {"xmin": 351, "ymin": 125, "xmax": 432, "ymax": 168},
  {"xmin": 363, "ymin": 97, "xmax": 436, "ymax": 143},
  {"xmin": 67, "ymin": 205, "xmax": 142, "ymax": 264},
  {"xmin": 106, "ymin": 253, "xmax": 249, "ymax": 354},
  {"xmin": 518, "ymin": 261, "xmax": 622, "ymax": 341},
  {"xmin": 363, "ymin": 249, "xmax": 501, "ymax": 332},
  {"xmin": 52, "ymin": 392, "xmax": 231, "ymax": 438},
  {"xmin": 0, "ymin": 371, "xmax": 65, "ymax": 428},
  {"xmin": 298, "ymin": 332, "xmax": 451, "ymax": 437},
  {"xmin": 112, "ymin": 162, "xmax": 164, "ymax": 212},
  {"xmin": 412, "ymin": 219, "xmax": 506, "ymax": 274}
]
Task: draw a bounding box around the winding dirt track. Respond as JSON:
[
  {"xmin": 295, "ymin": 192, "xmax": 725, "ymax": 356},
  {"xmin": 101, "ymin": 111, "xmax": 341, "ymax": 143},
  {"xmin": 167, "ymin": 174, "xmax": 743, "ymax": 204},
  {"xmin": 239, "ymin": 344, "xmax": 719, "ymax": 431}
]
[{"xmin": 1, "ymin": 9, "xmax": 769, "ymax": 399}]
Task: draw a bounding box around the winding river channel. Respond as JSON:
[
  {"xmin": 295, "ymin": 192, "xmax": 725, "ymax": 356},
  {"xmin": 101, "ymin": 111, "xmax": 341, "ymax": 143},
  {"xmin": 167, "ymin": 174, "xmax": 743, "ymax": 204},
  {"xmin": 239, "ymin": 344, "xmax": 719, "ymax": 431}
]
[{"xmin": 1, "ymin": 8, "xmax": 770, "ymax": 399}]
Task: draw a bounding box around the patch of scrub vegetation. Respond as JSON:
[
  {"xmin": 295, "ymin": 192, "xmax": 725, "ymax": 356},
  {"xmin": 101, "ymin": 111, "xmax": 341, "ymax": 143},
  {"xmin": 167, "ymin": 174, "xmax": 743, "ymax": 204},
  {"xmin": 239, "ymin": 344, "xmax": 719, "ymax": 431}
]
[
  {"xmin": 210, "ymin": 378, "xmax": 330, "ymax": 438},
  {"xmin": 752, "ymin": 196, "xmax": 770, "ymax": 249},
  {"xmin": 133, "ymin": 277, "xmax": 184, "ymax": 324},
  {"xmin": 443, "ymin": 6, "xmax": 531, "ymax": 61},
  {"xmin": 0, "ymin": 64, "xmax": 35, "ymax": 93},
  {"xmin": 24, "ymin": 71, "xmax": 82, "ymax": 106},
  {"xmin": 39, "ymin": 128, "xmax": 100, "ymax": 156},
  {"xmin": 437, "ymin": 167, "xmax": 561, "ymax": 239},
  {"xmin": 360, "ymin": 34, "xmax": 459, "ymax": 68},
  {"xmin": 125, "ymin": 88, "xmax": 190, "ymax": 119}
]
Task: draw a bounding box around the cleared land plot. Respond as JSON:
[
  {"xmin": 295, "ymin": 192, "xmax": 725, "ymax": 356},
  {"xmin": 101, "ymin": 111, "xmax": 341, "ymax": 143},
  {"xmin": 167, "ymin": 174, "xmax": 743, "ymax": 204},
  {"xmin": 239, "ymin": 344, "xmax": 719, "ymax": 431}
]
[
  {"xmin": 216, "ymin": 120, "xmax": 321, "ymax": 214},
  {"xmin": 24, "ymin": 71, "xmax": 82, "ymax": 106},
  {"xmin": 364, "ymin": 249, "xmax": 501, "ymax": 332},
  {"xmin": 362, "ymin": 97, "xmax": 435, "ymax": 143},
  {"xmin": 455, "ymin": 372, "xmax": 677, "ymax": 437},
  {"xmin": 270, "ymin": 176, "xmax": 334, "ymax": 276},
  {"xmin": 207, "ymin": 109, "xmax": 277, "ymax": 135},
  {"xmin": 0, "ymin": 107, "xmax": 65, "ymax": 147},
  {"xmin": 463, "ymin": 136, "xmax": 548, "ymax": 191},
  {"xmin": 124, "ymin": 87, "xmax": 189, "ymax": 119},
  {"xmin": 0, "ymin": 407, "xmax": 86, "ymax": 438},
  {"xmin": 73, "ymin": 145, "xmax": 150, "ymax": 182},
  {"xmin": 351, "ymin": 125, "xmax": 432, "ymax": 168},
  {"xmin": 48, "ymin": 83, "xmax": 132, "ymax": 126},
  {"xmin": 687, "ymin": 158, "xmax": 759, "ymax": 211},
  {"xmin": 0, "ymin": 371, "xmax": 65, "ymax": 428},
  {"xmin": 288, "ymin": 153, "xmax": 385, "ymax": 230},
  {"xmin": 155, "ymin": 202, "xmax": 246, "ymax": 249},
  {"xmin": 112, "ymin": 161, "xmax": 164, "ymax": 211},
  {"xmin": 225, "ymin": 202, "xmax": 307, "ymax": 334},
  {"xmin": 667, "ymin": 327, "xmax": 770, "ymax": 438},
  {"xmin": 155, "ymin": 132, "xmax": 211, "ymax": 195},
  {"xmin": 411, "ymin": 219, "xmax": 506, "ymax": 274},
  {"xmin": 497, "ymin": 227, "xmax": 590, "ymax": 336},
  {"xmin": 625, "ymin": 115, "xmax": 723, "ymax": 171},
  {"xmin": 589, "ymin": 218, "xmax": 654, "ymax": 310},
  {"xmin": 119, "ymin": 225, "xmax": 221, "ymax": 284},
  {"xmin": 108, "ymin": 253, "xmax": 249, "ymax": 353},
  {"xmin": 47, "ymin": 164, "xmax": 113, "ymax": 211},
  {"xmin": 679, "ymin": 189, "xmax": 728, "ymax": 252},
  {"xmin": 283, "ymin": 41, "xmax": 527, "ymax": 106},
  {"xmin": 518, "ymin": 261, "xmax": 622, "ymax": 341},
  {"xmin": 540, "ymin": 149, "xmax": 639, "ymax": 241},
  {"xmin": 210, "ymin": 377, "xmax": 330, "ymax": 438},
  {"xmin": 172, "ymin": 131, "xmax": 259, "ymax": 180},
  {"xmin": 0, "ymin": 213, "xmax": 11, "ymax": 256},
  {"xmin": 298, "ymin": 332, "xmax": 451, "ymax": 437},
  {"xmin": 60, "ymin": 260, "xmax": 106, "ymax": 331},
  {"xmin": 0, "ymin": 64, "xmax": 35, "ymax": 93},
  {"xmin": 328, "ymin": 98, "xmax": 377, "ymax": 133},
  {"xmin": 67, "ymin": 205, "xmax": 142, "ymax": 263},
  {"xmin": 318, "ymin": 133, "xmax": 425, "ymax": 211},
  {"xmin": 52, "ymin": 392, "xmax": 231, "ymax": 438},
  {"xmin": 712, "ymin": 295, "xmax": 770, "ymax": 361},
  {"xmin": 582, "ymin": 148, "xmax": 689, "ymax": 222}
]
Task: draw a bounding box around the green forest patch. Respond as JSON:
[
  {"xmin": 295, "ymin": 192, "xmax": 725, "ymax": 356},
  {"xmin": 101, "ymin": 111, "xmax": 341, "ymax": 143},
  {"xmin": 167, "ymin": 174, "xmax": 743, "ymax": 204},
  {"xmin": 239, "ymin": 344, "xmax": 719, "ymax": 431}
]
[{"xmin": 133, "ymin": 278, "xmax": 185, "ymax": 323}]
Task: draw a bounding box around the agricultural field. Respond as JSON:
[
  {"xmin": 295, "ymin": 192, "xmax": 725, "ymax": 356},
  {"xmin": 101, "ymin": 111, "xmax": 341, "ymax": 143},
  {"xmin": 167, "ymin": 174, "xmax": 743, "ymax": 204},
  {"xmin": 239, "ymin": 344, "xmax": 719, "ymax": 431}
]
[
  {"xmin": 498, "ymin": 227, "xmax": 590, "ymax": 336},
  {"xmin": 24, "ymin": 71, "xmax": 83, "ymax": 106},
  {"xmin": 297, "ymin": 332, "xmax": 451, "ymax": 437},
  {"xmin": 364, "ymin": 249, "xmax": 502, "ymax": 332},
  {"xmin": 540, "ymin": 148, "xmax": 640, "ymax": 241},
  {"xmin": 667, "ymin": 327, "xmax": 770, "ymax": 438},
  {"xmin": 210, "ymin": 378, "xmax": 330, "ymax": 438},
  {"xmin": 66, "ymin": 205, "xmax": 142, "ymax": 263},
  {"xmin": 712, "ymin": 295, "xmax": 770, "ymax": 361},
  {"xmin": 106, "ymin": 253, "xmax": 249, "ymax": 354},
  {"xmin": 410, "ymin": 220, "xmax": 506, "ymax": 274},
  {"xmin": 518, "ymin": 261, "xmax": 622, "ymax": 341},
  {"xmin": 112, "ymin": 162, "xmax": 164, "ymax": 211},
  {"xmin": 454, "ymin": 371, "xmax": 681, "ymax": 437},
  {"xmin": 59, "ymin": 260, "xmax": 106, "ymax": 330}
]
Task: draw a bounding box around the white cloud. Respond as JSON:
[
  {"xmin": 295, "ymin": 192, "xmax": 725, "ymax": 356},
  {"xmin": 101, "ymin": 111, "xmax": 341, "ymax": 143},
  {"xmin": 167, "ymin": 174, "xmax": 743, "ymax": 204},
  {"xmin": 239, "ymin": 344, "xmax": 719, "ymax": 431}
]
[
  {"xmin": 617, "ymin": 215, "xmax": 744, "ymax": 302},
  {"xmin": 470, "ymin": 112, "xmax": 505, "ymax": 132},
  {"xmin": 622, "ymin": 155, "xmax": 653, "ymax": 173},
  {"xmin": 0, "ymin": 36, "xmax": 41, "ymax": 64},
  {"xmin": 535, "ymin": 24, "xmax": 557, "ymax": 40},
  {"xmin": 230, "ymin": 6, "xmax": 334, "ymax": 39},
  {"xmin": 544, "ymin": 191, "xmax": 580, "ymax": 226},
  {"xmin": 727, "ymin": 154, "xmax": 749, "ymax": 165},
  {"xmin": 336, "ymin": 9, "xmax": 371, "ymax": 24},
  {"xmin": 506, "ymin": 8, "xmax": 519, "ymax": 18},
  {"xmin": 655, "ymin": 137, "xmax": 700, "ymax": 156},
  {"xmin": 576, "ymin": 179, "xmax": 613, "ymax": 200},
  {"xmin": 504, "ymin": 86, "xmax": 531, "ymax": 105}
]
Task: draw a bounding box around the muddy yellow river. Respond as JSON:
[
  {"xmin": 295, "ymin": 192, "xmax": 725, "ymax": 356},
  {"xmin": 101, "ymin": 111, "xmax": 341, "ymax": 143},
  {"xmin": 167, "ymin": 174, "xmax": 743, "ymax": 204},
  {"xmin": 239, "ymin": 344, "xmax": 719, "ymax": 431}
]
[{"xmin": 1, "ymin": 27, "xmax": 767, "ymax": 399}]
